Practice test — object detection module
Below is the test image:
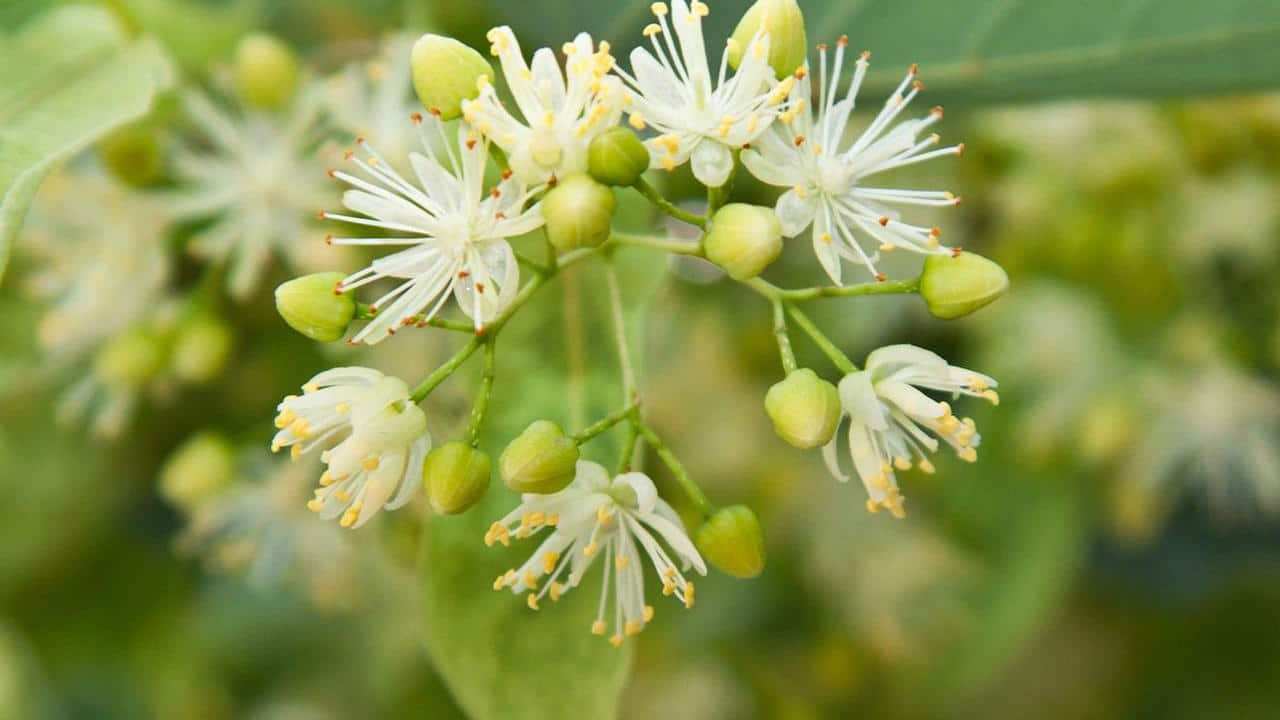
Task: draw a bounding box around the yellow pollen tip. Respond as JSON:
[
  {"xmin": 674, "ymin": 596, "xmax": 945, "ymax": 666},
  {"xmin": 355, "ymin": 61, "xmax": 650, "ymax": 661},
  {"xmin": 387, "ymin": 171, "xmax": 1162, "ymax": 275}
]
[
  {"xmin": 650, "ymin": 2, "xmax": 668, "ymax": 17},
  {"xmin": 609, "ymin": 634, "xmax": 624, "ymax": 648},
  {"xmin": 643, "ymin": 605, "xmax": 655, "ymax": 622},
  {"xmin": 306, "ymin": 499, "xmax": 324, "ymax": 512},
  {"xmin": 625, "ymin": 620, "xmax": 643, "ymax": 636},
  {"xmin": 592, "ymin": 620, "xmax": 607, "ymax": 635},
  {"xmin": 543, "ymin": 552, "xmax": 560, "ymax": 573},
  {"xmin": 527, "ymin": 594, "xmax": 540, "ymax": 610},
  {"xmin": 362, "ymin": 456, "xmax": 380, "ymax": 471}
]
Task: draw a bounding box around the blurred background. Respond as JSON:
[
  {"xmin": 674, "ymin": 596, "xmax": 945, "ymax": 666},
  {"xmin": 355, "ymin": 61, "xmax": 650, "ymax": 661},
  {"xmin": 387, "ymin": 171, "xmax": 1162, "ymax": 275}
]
[{"xmin": 2, "ymin": 1, "xmax": 1280, "ymax": 718}]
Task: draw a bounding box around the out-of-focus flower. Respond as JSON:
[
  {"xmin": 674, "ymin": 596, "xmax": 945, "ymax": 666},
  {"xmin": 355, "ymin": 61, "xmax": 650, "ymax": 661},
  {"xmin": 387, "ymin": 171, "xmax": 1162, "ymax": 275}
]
[
  {"xmin": 322, "ymin": 115, "xmax": 543, "ymax": 342},
  {"xmin": 21, "ymin": 170, "xmax": 170, "ymax": 361},
  {"xmin": 272, "ymin": 368, "xmax": 429, "ymax": 528},
  {"xmin": 1175, "ymin": 171, "xmax": 1280, "ymax": 268},
  {"xmin": 827, "ymin": 345, "xmax": 998, "ymax": 517},
  {"xmin": 325, "ymin": 34, "xmax": 420, "ymax": 165},
  {"xmin": 615, "ymin": 0, "xmax": 789, "ymax": 187},
  {"xmin": 742, "ymin": 40, "xmax": 961, "ymax": 284},
  {"xmin": 60, "ymin": 325, "xmax": 169, "ymax": 438},
  {"xmin": 171, "ymin": 89, "xmax": 332, "ymax": 299},
  {"xmin": 463, "ymin": 28, "xmax": 623, "ymax": 185},
  {"xmin": 486, "ymin": 460, "xmax": 706, "ymax": 646},
  {"xmin": 176, "ymin": 454, "xmax": 359, "ymax": 611}
]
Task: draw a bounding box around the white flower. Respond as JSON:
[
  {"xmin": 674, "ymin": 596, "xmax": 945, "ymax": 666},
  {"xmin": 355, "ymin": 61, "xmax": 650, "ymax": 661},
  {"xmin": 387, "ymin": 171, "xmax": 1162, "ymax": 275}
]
[
  {"xmin": 742, "ymin": 38, "xmax": 963, "ymax": 284},
  {"xmin": 463, "ymin": 27, "xmax": 623, "ymax": 185},
  {"xmin": 485, "ymin": 460, "xmax": 706, "ymax": 646},
  {"xmin": 272, "ymin": 367, "xmax": 429, "ymax": 528},
  {"xmin": 614, "ymin": 0, "xmax": 791, "ymax": 187},
  {"xmin": 322, "ymin": 114, "xmax": 544, "ymax": 343},
  {"xmin": 21, "ymin": 170, "xmax": 170, "ymax": 361},
  {"xmin": 324, "ymin": 34, "xmax": 420, "ymax": 166},
  {"xmin": 827, "ymin": 345, "xmax": 998, "ymax": 517},
  {"xmin": 171, "ymin": 89, "xmax": 333, "ymax": 299}
]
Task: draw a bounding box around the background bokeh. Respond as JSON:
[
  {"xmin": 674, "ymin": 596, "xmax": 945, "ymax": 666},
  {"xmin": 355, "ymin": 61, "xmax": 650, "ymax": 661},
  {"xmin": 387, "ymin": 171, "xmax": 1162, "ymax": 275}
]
[{"xmin": 3, "ymin": 1, "xmax": 1280, "ymax": 718}]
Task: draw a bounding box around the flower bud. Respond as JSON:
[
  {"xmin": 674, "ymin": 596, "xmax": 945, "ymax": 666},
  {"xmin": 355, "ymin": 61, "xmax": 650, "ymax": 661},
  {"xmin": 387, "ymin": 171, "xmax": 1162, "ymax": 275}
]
[
  {"xmin": 695, "ymin": 505, "xmax": 766, "ymax": 579},
  {"xmin": 160, "ymin": 432, "xmax": 236, "ymax": 514},
  {"xmin": 235, "ymin": 33, "xmax": 300, "ymax": 110},
  {"xmin": 423, "ymin": 441, "xmax": 491, "ymax": 515},
  {"xmin": 541, "ymin": 174, "xmax": 616, "ymax": 252},
  {"xmin": 411, "ymin": 34, "xmax": 493, "ymax": 120},
  {"xmin": 94, "ymin": 328, "xmax": 165, "ymax": 387},
  {"xmin": 275, "ymin": 272, "xmax": 356, "ymax": 342},
  {"xmin": 98, "ymin": 120, "xmax": 165, "ymax": 187},
  {"xmin": 704, "ymin": 203, "xmax": 783, "ymax": 281},
  {"xmin": 172, "ymin": 315, "xmax": 233, "ymax": 384},
  {"xmin": 918, "ymin": 251, "xmax": 1009, "ymax": 320},
  {"xmin": 765, "ymin": 369, "xmax": 841, "ymax": 449},
  {"xmin": 500, "ymin": 420, "xmax": 580, "ymax": 494},
  {"xmin": 728, "ymin": 0, "xmax": 808, "ymax": 79},
  {"xmin": 587, "ymin": 127, "xmax": 650, "ymax": 187}
]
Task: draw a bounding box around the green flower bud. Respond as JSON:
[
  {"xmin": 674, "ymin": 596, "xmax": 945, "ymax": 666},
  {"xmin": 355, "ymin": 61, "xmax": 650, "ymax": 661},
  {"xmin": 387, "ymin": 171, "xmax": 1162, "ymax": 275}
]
[
  {"xmin": 696, "ymin": 505, "xmax": 766, "ymax": 579},
  {"xmin": 235, "ymin": 33, "xmax": 300, "ymax": 111},
  {"xmin": 728, "ymin": 0, "xmax": 807, "ymax": 79},
  {"xmin": 97, "ymin": 120, "xmax": 165, "ymax": 187},
  {"xmin": 918, "ymin": 251, "xmax": 1009, "ymax": 320},
  {"xmin": 541, "ymin": 174, "xmax": 616, "ymax": 252},
  {"xmin": 275, "ymin": 272, "xmax": 356, "ymax": 343},
  {"xmin": 172, "ymin": 315, "xmax": 233, "ymax": 384},
  {"xmin": 587, "ymin": 127, "xmax": 650, "ymax": 187},
  {"xmin": 500, "ymin": 420, "xmax": 580, "ymax": 494},
  {"xmin": 94, "ymin": 328, "xmax": 165, "ymax": 387},
  {"xmin": 160, "ymin": 432, "xmax": 236, "ymax": 513},
  {"xmin": 411, "ymin": 34, "xmax": 493, "ymax": 120},
  {"xmin": 705, "ymin": 203, "xmax": 783, "ymax": 281},
  {"xmin": 765, "ymin": 368, "xmax": 841, "ymax": 449},
  {"xmin": 423, "ymin": 441, "xmax": 491, "ymax": 515}
]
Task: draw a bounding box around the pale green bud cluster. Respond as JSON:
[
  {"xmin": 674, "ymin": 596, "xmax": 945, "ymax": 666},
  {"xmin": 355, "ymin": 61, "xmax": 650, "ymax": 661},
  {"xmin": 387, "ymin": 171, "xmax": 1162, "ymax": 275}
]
[
  {"xmin": 695, "ymin": 505, "xmax": 766, "ymax": 579},
  {"xmin": 541, "ymin": 174, "xmax": 616, "ymax": 252},
  {"xmin": 764, "ymin": 369, "xmax": 841, "ymax": 449},
  {"xmin": 160, "ymin": 432, "xmax": 236, "ymax": 513},
  {"xmin": 588, "ymin": 127, "xmax": 650, "ymax": 187},
  {"xmin": 235, "ymin": 33, "xmax": 300, "ymax": 110},
  {"xmin": 172, "ymin": 314, "xmax": 233, "ymax": 384},
  {"xmin": 918, "ymin": 251, "xmax": 1009, "ymax": 320},
  {"xmin": 275, "ymin": 272, "xmax": 356, "ymax": 343},
  {"xmin": 411, "ymin": 34, "xmax": 493, "ymax": 120},
  {"xmin": 424, "ymin": 442, "xmax": 492, "ymax": 515},
  {"xmin": 500, "ymin": 420, "xmax": 580, "ymax": 494},
  {"xmin": 94, "ymin": 328, "xmax": 165, "ymax": 387},
  {"xmin": 728, "ymin": 0, "xmax": 808, "ymax": 79},
  {"xmin": 704, "ymin": 203, "xmax": 783, "ymax": 281}
]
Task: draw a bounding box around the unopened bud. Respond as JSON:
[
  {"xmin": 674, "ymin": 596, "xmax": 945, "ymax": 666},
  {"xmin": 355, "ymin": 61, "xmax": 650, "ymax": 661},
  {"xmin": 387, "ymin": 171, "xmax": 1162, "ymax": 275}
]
[
  {"xmin": 588, "ymin": 127, "xmax": 650, "ymax": 187},
  {"xmin": 918, "ymin": 251, "xmax": 1009, "ymax": 320},
  {"xmin": 235, "ymin": 33, "xmax": 300, "ymax": 110},
  {"xmin": 728, "ymin": 0, "xmax": 807, "ymax": 79},
  {"xmin": 94, "ymin": 328, "xmax": 165, "ymax": 387},
  {"xmin": 424, "ymin": 442, "xmax": 491, "ymax": 515},
  {"xmin": 172, "ymin": 314, "xmax": 233, "ymax": 384},
  {"xmin": 541, "ymin": 174, "xmax": 616, "ymax": 252},
  {"xmin": 160, "ymin": 432, "xmax": 236, "ymax": 513},
  {"xmin": 696, "ymin": 505, "xmax": 766, "ymax": 579},
  {"xmin": 500, "ymin": 420, "xmax": 580, "ymax": 494},
  {"xmin": 765, "ymin": 369, "xmax": 840, "ymax": 449},
  {"xmin": 705, "ymin": 203, "xmax": 782, "ymax": 281},
  {"xmin": 275, "ymin": 272, "xmax": 356, "ymax": 342},
  {"xmin": 411, "ymin": 34, "xmax": 493, "ymax": 120},
  {"xmin": 98, "ymin": 120, "xmax": 165, "ymax": 187}
]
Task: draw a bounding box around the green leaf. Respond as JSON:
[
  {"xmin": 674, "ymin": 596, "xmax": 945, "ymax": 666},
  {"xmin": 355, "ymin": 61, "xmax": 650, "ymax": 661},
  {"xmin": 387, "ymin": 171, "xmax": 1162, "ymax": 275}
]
[
  {"xmin": 0, "ymin": 5, "xmax": 175, "ymax": 285},
  {"xmin": 489, "ymin": 0, "xmax": 1280, "ymax": 104}
]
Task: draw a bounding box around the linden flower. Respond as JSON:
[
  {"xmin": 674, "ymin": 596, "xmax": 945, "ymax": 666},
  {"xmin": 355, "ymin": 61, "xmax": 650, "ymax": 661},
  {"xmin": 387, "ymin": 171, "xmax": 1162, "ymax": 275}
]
[
  {"xmin": 463, "ymin": 27, "xmax": 623, "ymax": 185},
  {"xmin": 828, "ymin": 345, "xmax": 998, "ymax": 517},
  {"xmin": 742, "ymin": 38, "xmax": 963, "ymax": 284},
  {"xmin": 272, "ymin": 368, "xmax": 429, "ymax": 528},
  {"xmin": 172, "ymin": 89, "xmax": 333, "ymax": 298},
  {"xmin": 615, "ymin": 0, "xmax": 791, "ymax": 187},
  {"xmin": 485, "ymin": 460, "xmax": 706, "ymax": 646},
  {"xmin": 322, "ymin": 114, "xmax": 544, "ymax": 343}
]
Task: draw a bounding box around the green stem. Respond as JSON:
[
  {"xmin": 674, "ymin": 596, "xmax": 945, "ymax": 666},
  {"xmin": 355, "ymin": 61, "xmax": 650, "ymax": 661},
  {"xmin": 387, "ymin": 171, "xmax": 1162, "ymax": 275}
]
[
  {"xmin": 573, "ymin": 403, "xmax": 640, "ymax": 445},
  {"xmin": 745, "ymin": 276, "xmax": 921, "ymax": 302},
  {"xmin": 514, "ymin": 250, "xmax": 551, "ymax": 277},
  {"xmin": 784, "ymin": 303, "xmax": 857, "ymax": 375},
  {"xmin": 635, "ymin": 421, "xmax": 713, "ymax": 518},
  {"xmin": 633, "ymin": 177, "xmax": 706, "ymax": 229},
  {"xmin": 409, "ymin": 336, "xmax": 482, "ymax": 402},
  {"xmin": 611, "ymin": 231, "xmax": 703, "ymax": 256},
  {"xmin": 772, "ymin": 299, "xmax": 798, "ymax": 374},
  {"xmin": 616, "ymin": 423, "xmax": 640, "ymax": 473},
  {"xmin": 466, "ymin": 338, "xmax": 496, "ymax": 446},
  {"xmin": 604, "ymin": 260, "xmax": 636, "ymax": 403}
]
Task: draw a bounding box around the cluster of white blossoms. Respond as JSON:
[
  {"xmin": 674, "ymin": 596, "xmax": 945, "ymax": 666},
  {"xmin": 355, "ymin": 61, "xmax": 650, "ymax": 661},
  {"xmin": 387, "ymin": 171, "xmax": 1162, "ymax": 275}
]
[{"xmin": 485, "ymin": 461, "xmax": 706, "ymax": 645}]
